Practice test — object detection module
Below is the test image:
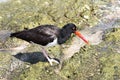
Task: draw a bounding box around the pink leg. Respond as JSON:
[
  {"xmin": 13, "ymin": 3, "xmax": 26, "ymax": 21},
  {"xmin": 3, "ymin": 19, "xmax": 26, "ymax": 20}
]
[{"xmin": 41, "ymin": 47, "xmax": 59, "ymax": 65}]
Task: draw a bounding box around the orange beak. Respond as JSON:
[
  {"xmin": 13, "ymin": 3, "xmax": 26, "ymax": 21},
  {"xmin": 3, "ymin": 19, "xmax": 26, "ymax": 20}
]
[{"xmin": 74, "ymin": 31, "xmax": 89, "ymax": 44}]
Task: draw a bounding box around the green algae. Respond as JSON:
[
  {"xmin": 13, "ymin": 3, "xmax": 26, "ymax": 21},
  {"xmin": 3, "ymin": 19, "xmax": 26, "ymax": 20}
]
[
  {"xmin": 0, "ymin": 51, "xmax": 31, "ymax": 80},
  {"xmin": 98, "ymin": 29, "xmax": 120, "ymax": 80},
  {"xmin": 0, "ymin": 0, "xmax": 102, "ymax": 31},
  {"xmin": 0, "ymin": 0, "xmax": 119, "ymax": 80}
]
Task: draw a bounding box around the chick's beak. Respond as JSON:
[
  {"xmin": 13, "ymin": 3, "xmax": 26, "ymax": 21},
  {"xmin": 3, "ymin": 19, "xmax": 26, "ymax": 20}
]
[{"xmin": 74, "ymin": 31, "xmax": 89, "ymax": 44}]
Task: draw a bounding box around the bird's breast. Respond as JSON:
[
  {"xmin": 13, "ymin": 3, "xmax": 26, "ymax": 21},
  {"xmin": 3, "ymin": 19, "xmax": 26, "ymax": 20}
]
[{"xmin": 45, "ymin": 38, "xmax": 58, "ymax": 47}]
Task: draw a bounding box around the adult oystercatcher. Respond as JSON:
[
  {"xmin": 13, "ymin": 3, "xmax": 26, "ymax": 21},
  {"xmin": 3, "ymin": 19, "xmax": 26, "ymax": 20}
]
[{"xmin": 10, "ymin": 23, "xmax": 89, "ymax": 65}]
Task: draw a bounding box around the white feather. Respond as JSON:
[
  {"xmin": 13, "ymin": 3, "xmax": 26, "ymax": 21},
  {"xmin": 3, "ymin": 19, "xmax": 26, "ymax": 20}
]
[{"xmin": 46, "ymin": 38, "xmax": 58, "ymax": 47}]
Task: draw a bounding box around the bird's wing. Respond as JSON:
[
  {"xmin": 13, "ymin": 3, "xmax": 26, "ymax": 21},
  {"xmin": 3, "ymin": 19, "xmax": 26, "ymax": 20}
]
[{"xmin": 11, "ymin": 25, "xmax": 60, "ymax": 46}]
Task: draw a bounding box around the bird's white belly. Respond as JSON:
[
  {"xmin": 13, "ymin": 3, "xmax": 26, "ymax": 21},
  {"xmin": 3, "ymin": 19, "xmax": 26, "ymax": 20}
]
[{"xmin": 46, "ymin": 38, "xmax": 58, "ymax": 47}]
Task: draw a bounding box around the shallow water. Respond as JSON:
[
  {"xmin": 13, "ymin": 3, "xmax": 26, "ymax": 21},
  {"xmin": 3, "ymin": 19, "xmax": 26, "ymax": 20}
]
[{"xmin": 0, "ymin": 0, "xmax": 7, "ymax": 3}]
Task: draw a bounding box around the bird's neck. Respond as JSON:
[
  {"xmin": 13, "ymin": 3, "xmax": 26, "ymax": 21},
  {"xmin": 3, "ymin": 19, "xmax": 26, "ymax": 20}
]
[{"xmin": 57, "ymin": 28, "xmax": 72, "ymax": 44}]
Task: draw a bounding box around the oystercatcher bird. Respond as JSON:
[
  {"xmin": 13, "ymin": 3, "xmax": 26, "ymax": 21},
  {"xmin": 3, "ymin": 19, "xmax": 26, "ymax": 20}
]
[{"xmin": 10, "ymin": 23, "xmax": 89, "ymax": 65}]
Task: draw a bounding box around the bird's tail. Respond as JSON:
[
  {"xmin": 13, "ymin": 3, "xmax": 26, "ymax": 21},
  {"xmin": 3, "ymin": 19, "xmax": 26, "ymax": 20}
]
[{"xmin": 0, "ymin": 30, "xmax": 12, "ymax": 43}]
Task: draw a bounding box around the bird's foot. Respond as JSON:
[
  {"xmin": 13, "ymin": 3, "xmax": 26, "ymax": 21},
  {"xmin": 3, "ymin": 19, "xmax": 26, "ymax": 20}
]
[{"xmin": 48, "ymin": 58, "xmax": 60, "ymax": 66}]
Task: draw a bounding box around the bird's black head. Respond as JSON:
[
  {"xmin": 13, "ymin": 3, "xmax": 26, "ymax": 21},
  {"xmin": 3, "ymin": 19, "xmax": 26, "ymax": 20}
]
[
  {"xmin": 63, "ymin": 23, "xmax": 77, "ymax": 33},
  {"xmin": 63, "ymin": 23, "xmax": 89, "ymax": 44},
  {"xmin": 58, "ymin": 23, "xmax": 89, "ymax": 44}
]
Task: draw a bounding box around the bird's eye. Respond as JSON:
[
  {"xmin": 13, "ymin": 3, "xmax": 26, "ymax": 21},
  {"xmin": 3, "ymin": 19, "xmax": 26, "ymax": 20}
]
[{"xmin": 72, "ymin": 27, "xmax": 76, "ymax": 30}]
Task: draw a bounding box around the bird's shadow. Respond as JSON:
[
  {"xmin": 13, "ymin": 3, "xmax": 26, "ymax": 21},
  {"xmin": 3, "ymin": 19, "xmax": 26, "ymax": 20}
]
[{"xmin": 13, "ymin": 52, "xmax": 48, "ymax": 64}]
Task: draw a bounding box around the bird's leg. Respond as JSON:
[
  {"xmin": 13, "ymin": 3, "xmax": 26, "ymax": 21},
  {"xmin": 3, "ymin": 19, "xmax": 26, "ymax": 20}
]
[{"xmin": 41, "ymin": 47, "xmax": 60, "ymax": 65}]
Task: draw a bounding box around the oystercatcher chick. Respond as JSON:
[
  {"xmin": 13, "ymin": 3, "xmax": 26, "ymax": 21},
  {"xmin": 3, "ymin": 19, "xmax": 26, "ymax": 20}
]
[{"xmin": 10, "ymin": 23, "xmax": 89, "ymax": 65}]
